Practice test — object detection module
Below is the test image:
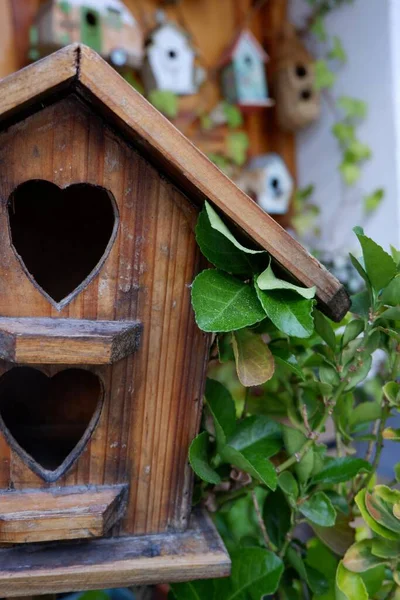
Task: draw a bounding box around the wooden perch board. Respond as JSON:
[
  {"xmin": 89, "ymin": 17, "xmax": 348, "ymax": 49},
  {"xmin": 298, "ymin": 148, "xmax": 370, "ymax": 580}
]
[
  {"xmin": 0, "ymin": 317, "xmax": 142, "ymax": 364},
  {"xmin": 0, "ymin": 485, "xmax": 128, "ymax": 543}
]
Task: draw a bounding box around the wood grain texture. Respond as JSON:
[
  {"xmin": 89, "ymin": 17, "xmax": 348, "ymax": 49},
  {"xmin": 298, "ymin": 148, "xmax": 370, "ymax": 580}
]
[
  {"xmin": 0, "ymin": 96, "xmax": 209, "ymax": 535},
  {"xmin": 0, "ymin": 0, "xmax": 19, "ymax": 79},
  {"xmin": 0, "ymin": 317, "xmax": 142, "ymax": 364},
  {"xmin": 0, "ymin": 510, "xmax": 229, "ymax": 595},
  {"xmin": 0, "ymin": 485, "xmax": 128, "ymax": 543}
]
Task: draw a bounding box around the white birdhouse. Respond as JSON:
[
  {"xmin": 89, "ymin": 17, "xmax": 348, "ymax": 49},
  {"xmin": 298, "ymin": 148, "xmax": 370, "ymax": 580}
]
[
  {"xmin": 236, "ymin": 153, "xmax": 294, "ymax": 215},
  {"xmin": 142, "ymin": 21, "xmax": 203, "ymax": 95}
]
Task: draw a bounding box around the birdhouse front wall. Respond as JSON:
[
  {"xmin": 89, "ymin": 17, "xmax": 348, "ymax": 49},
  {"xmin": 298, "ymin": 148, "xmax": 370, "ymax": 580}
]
[
  {"xmin": 0, "ymin": 95, "xmax": 209, "ymax": 536},
  {"xmin": 233, "ymin": 36, "xmax": 268, "ymax": 104}
]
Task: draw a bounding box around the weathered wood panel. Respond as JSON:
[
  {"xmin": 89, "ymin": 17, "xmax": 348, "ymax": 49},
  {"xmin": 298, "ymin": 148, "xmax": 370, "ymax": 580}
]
[{"xmin": 0, "ymin": 96, "xmax": 209, "ymax": 535}]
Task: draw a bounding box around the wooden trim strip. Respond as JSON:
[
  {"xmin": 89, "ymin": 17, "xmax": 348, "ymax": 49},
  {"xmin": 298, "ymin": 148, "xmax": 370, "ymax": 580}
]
[{"xmin": 0, "ymin": 510, "xmax": 230, "ymax": 595}]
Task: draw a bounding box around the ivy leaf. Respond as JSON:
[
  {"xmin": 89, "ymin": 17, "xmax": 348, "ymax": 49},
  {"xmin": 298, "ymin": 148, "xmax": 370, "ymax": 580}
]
[
  {"xmin": 205, "ymin": 379, "xmax": 236, "ymax": 453},
  {"xmin": 195, "ymin": 203, "xmax": 265, "ymax": 275},
  {"xmin": 381, "ymin": 276, "xmax": 400, "ymax": 306},
  {"xmin": 148, "ymin": 90, "xmax": 178, "ymax": 118},
  {"xmin": 332, "ymin": 123, "xmax": 355, "ymax": 146},
  {"xmin": 191, "ymin": 270, "xmax": 266, "ymax": 332},
  {"xmin": 315, "ymin": 60, "xmax": 336, "ymax": 90},
  {"xmin": 345, "ymin": 141, "xmax": 371, "ymax": 163},
  {"xmin": 222, "ymin": 102, "xmax": 243, "ymax": 129},
  {"xmin": 214, "ymin": 547, "xmax": 284, "ymax": 598},
  {"xmin": 311, "ymin": 15, "xmax": 327, "ymax": 41},
  {"xmin": 189, "ymin": 432, "xmax": 220, "ymax": 484},
  {"xmin": 257, "ymin": 263, "xmax": 316, "ymax": 299},
  {"xmin": 299, "ymin": 492, "xmax": 336, "ymax": 527},
  {"xmin": 364, "ymin": 188, "xmax": 384, "ymax": 214},
  {"xmin": 227, "ymin": 131, "xmax": 249, "ymax": 166},
  {"xmin": 255, "ymin": 283, "xmax": 314, "ymax": 338},
  {"xmin": 328, "ymin": 36, "xmax": 347, "ymax": 63},
  {"xmin": 336, "ymin": 561, "xmax": 368, "ymax": 600},
  {"xmin": 312, "ymin": 457, "xmax": 371, "ymax": 485},
  {"xmin": 337, "ymin": 97, "xmax": 368, "ymax": 120},
  {"xmin": 340, "ymin": 162, "xmax": 361, "ymax": 186},
  {"xmin": 221, "ymin": 416, "xmax": 282, "ymax": 490},
  {"xmin": 232, "ymin": 328, "xmax": 275, "ymax": 386},
  {"xmin": 343, "ymin": 540, "xmax": 387, "ymax": 573},
  {"xmin": 354, "ymin": 227, "xmax": 397, "ymax": 291}
]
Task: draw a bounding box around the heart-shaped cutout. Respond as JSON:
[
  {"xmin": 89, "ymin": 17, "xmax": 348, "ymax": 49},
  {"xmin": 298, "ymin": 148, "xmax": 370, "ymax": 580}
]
[
  {"xmin": 8, "ymin": 180, "xmax": 118, "ymax": 308},
  {"xmin": 0, "ymin": 367, "xmax": 103, "ymax": 482}
]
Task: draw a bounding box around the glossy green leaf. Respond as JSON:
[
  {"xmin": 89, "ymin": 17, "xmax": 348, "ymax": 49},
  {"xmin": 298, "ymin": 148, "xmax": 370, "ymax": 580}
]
[
  {"xmin": 232, "ymin": 328, "xmax": 275, "ymax": 386},
  {"xmin": 379, "ymin": 306, "xmax": 400, "ymax": 320},
  {"xmin": 169, "ymin": 580, "xmax": 216, "ymax": 600},
  {"xmin": 189, "ymin": 432, "xmax": 220, "ymax": 484},
  {"xmin": 360, "ymin": 564, "xmax": 386, "ymax": 597},
  {"xmin": 255, "ymin": 284, "xmax": 314, "ymax": 338},
  {"xmin": 381, "ymin": 275, "xmax": 400, "ymax": 306},
  {"xmin": 312, "ymin": 513, "xmax": 355, "ymax": 556},
  {"xmin": 349, "ymin": 400, "xmax": 381, "ymax": 428},
  {"xmin": 195, "ymin": 206, "xmax": 264, "ymax": 275},
  {"xmin": 299, "ymin": 492, "xmax": 336, "ymax": 527},
  {"xmin": 191, "ymin": 270, "xmax": 266, "ymax": 332},
  {"xmin": 365, "ymin": 486, "xmax": 400, "ymax": 533},
  {"xmin": 343, "ymin": 540, "xmax": 387, "ymax": 573},
  {"xmin": 312, "ymin": 457, "xmax": 371, "ymax": 485},
  {"xmin": 342, "ymin": 320, "xmax": 364, "ymax": 347},
  {"xmin": 349, "ymin": 254, "xmax": 369, "ymax": 286},
  {"xmin": 263, "ymin": 488, "xmax": 291, "ymax": 548},
  {"xmin": 355, "ymin": 489, "xmax": 398, "ymax": 541},
  {"xmin": 257, "ymin": 263, "xmax": 316, "ymax": 299},
  {"xmin": 354, "ymin": 227, "xmax": 397, "ymax": 292},
  {"xmin": 278, "ymin": 471, "xmax": 299, "ymax": 499},
  {"xmin": 350, "ymin": 290, "xmax": 370, "ymax": 318},
  {"xmin": 345, "ymin": 355, "xmax": 372, "ymax": 392},
  {"xmin": 205, "ymin": 378, "xmax": 236, "ymax": 453},
  {"xmin": 283, "ymin": 426, "xmax": 314, "ymax": 483},
  {"xmin": 371, "ymin": 538, "xmax": 400, "ymax": 559},
  {"xmin": 383, "ymin": 382, "xmax": 400, "ymax": 406},
  {"xmin": 272, "ymin": 351, "xmax": 305, "ymax": 381},
  {"xmin": 314, "ymin": 309, "xmax": 336, "ymax": 350},
  {"xmin": 336, "ymin": 561, "xmax": 368, "ymax": 600}
]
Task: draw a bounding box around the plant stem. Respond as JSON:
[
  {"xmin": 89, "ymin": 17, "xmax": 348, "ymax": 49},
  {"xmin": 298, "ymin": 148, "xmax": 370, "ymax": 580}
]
[{"xmin": 251, "ymin": 489, "xmax": 277, "ymax": 552}]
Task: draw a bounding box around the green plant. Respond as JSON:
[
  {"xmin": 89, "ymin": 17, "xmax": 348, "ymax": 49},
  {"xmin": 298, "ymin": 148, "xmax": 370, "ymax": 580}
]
[{"xmin": 169, "ymin": 204, "xmax": 400, "ymax": 599}]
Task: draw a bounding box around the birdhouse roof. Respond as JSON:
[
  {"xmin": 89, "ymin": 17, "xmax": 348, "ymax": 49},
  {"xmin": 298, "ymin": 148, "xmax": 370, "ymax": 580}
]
[
  {"xmin": 217, "ymin": 29, "xmax": 270, "ymax": 69},
  {"xmin": 0, "ymin": 44, "xmax": 349, "ymax": 321}
]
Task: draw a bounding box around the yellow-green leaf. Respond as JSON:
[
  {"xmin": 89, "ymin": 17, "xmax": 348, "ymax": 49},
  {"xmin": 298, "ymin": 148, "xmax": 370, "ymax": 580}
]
[{"xmin": 232, "ymin": 328, "xmax": 275, "ymax": 386}]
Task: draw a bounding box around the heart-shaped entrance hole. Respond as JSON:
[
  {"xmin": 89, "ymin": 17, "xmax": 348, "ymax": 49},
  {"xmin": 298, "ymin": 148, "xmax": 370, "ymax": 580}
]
[
  {"xmin": 0, "ymin": 367, "xmax": 103, "ymax": 482},
  {"xmin": 8, "ymin": 180, "xmax": 118, "ymax": 308}
]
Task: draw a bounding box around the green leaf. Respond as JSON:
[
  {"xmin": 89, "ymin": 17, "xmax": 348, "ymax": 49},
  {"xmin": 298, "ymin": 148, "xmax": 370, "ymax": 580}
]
[
  {"xmin": 257, "ymin": 263, "xmax": 316, "ymax": 299},
  {"xmin": 342, "ymin": 320, "xmax": 364, "ymax": 347},
  {"xmin": 255, "ymin": 283, "xmax": 314, "ymax": 338},
  {"xmin": 169, "ymin": 580, "xmax": 215, "ymax": 599},
  {"xmin": 381, "ymin": 275, "xmax": 400, "ymax": 306},
  {"xmin": 345, "ymin": 141, "xmax": 371, "ymax": 163},
  {"xmin": 391, "ymin": 245, "xmax": 400, "ymax": 265},
  {"xmin": 205, "ymin": 379, "xmax": 236, "ymax": 452},
  {"xmin": 354, "ymin": 228, "xmax": 397, "ymax": 291},
  {"xmin": 336, "ymin": 561, "xmax": 368, "ymax": 600},
  {"xmin": 222, "ymin": 416, "xmax": 282, "ymax": 490},
  {"xmin": 227, "ymin": 131, "xmax": 249, "ymax": 166},
  {"xmin": 328, "ymin": 36, "xmax": 347, "ymax": 63},
  {"xmin": 315, "ymin": 60, "xmax": 336, "ymax": 90},
  {"xmin": 337, "ymin": 97, "xmax": 367, "ymax": 120},
  {"xmin": 364, "ymin": 486, "xmax": 400, "ymax": 533},
  {"xmin": 343, "ymin": 540, "xmax": 387, "ymax": 573},
  {"xmin": 79, "ymin": 592, "xmax": 109, "ymax": 600},
  {"xmin": 396, "ymin": 463, "xmax": 400, "ymax": 483},
  {"xmin": 232, "ymin": 328, "xmax": 275, "ymax": 386},
  {"xmin": 148, "ymin": 90, "xmax": 178, "ymax": 118},
  {"xmin": 189, "ymin": 432, "xmax": 220, "ymax": 484},
  {"xmin": 379, "ymin": 306, "xmax": 400, "ymax": 320},
  {"xmin": 278, "ymin": 471, "xmax": 299, "ymax": 499},
  {"xmin": 383, "ymin": 428, "xmax": 400, "ymax": 441},
  {"xmin": 350, "ymin": 290, "xmax": 370, "ymax": 318},
  {"xmin": 191, "ymin": 270, "xmax": 266, "ymax": 332},
  {"xmin": 272, "ymin": 350, "xmax": 305, "ymax": 380},
  {"xmin": 355, "ymin": 489, "xmax": 399, "ymax": 541},
  {"xmin": 332, "ymin": 123, "xmax": 355, "ymax": 146},
  {"xmin": 360, "ymin": 564, "xmax": 386, "ymax": 597},
  {"xmin": 299, "ymin": 492, "xmax": 336, "ymax": 527},
  {"xmin": 314, "ymin": 310, "xmax": 337, "ymax": 350},
  {"xmin": 313, "ymin": 514, "xmax": 355, "ymax": 556},
  {"xmin": 364, "ymin": 188, "xmax": 384, "ymax": 214},
  {"xmin": 340, "ymin": 162, "xmax": 361, "ymax": 186},
  {"xmin": 345, "ymin": 355, "xmax": 373, "ymax": 392},
  {"xmin": 311, "ymin": 15, "xmax": 327, "ymax": 41},
  {"xmin": 283, "ymin": 426, "xmax": 314, "ymax": 483},
  {"xmin": 263, "ymin": 488, "xmax": 291, "ymax": 548},
  {"xmin": 349, "ymin": 400, "xmax": 381, "ymax": 427},
  {"xmin": 371, "ymin": 538, "xmax": 400, "ymax": 559},
  {"xmin": 214, "ymin": 547, "xmax": 284, "ymax": 599},
  {"xmin": 222, "ymin": 102, "xmax": 243, "ymax": 128},
  {"xmin": 195, "ymin": 205, "xmax": 264, "ymax": 275},
  {"xmin": 312, "ymin": 457, "xmax": 371, "ymax": 485}
]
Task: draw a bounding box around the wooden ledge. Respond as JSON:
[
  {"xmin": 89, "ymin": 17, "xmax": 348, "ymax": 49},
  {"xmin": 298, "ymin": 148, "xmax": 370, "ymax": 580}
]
[
  {"xmin": 0, "ymin": 317, "xmax": 142, "ymax": 364},
  {"xmin": 0, "ymin": 509, "xmax": 230, "ymax": 595},
  {"xmin": 0, "ymin": 485, "xmax": 128, "ymax": 544}
]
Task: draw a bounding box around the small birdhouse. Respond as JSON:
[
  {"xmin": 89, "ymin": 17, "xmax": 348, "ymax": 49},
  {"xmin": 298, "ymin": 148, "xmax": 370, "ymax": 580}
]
[
  {"xmin": 236, "ymin": 154, "xmax": 294, "ymax": 215},
  {"xmin": 142, "ymin": 20, "xmax": 204, "ymax": 95},
  {"xmin": 0, "ymin": 44, "xmax": 348, "ymax": 595},
  {"xmin": 272, "ymin": 23, "xmax": 321, "ymax": 131},
  {"xmin": 218, "ymin": 30, "xmax": 274, "ymax": 111},
  {"xmin": 30, "ymin": 0, "xmax": 144, "ymax": 68}
]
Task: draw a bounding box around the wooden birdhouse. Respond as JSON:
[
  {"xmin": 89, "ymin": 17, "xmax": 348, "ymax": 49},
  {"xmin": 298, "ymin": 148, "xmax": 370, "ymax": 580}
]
[
  {"xmin": 30, "ymin": 0, "xmax": 144, "ymax": 68},
  {"xmin": 272, "ymin": 23, "xmax": 321, "ymax": 132},
  {"xmin": 0, "ymin": 44, "xmax": 348, "ymax": 595},
  {"xmin": 236, "ymin": 153, "xmax": 294, "ymax": 215},
  {"xmin": 218, "ymin": 30, "xmax": 274, "ymax": 111},
  {"xmin": 142, "ymin": 20, "xmax": 204, "ymax": 95}
]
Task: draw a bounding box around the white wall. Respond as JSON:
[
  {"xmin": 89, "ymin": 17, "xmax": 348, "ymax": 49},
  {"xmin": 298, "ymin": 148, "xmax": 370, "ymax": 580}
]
[{"xmin": 289, "ymin": 0, "xmax": 400, "ymax": 256}]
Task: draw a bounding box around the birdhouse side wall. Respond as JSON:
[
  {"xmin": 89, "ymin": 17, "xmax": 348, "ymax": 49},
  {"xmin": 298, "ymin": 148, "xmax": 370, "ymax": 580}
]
[{"xmin": 0, "ymin": 95, "xmax": 209, "ymax": 536}]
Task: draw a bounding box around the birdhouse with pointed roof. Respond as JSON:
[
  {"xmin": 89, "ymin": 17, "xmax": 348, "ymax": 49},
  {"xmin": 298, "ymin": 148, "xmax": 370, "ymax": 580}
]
[
  {"xmin": 0, "ymin": 45, "xmax": 349, "ymax": 595},
  {"xmin": 218, "ymin": 29, "xmax": 274, "ymax": 111}
]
